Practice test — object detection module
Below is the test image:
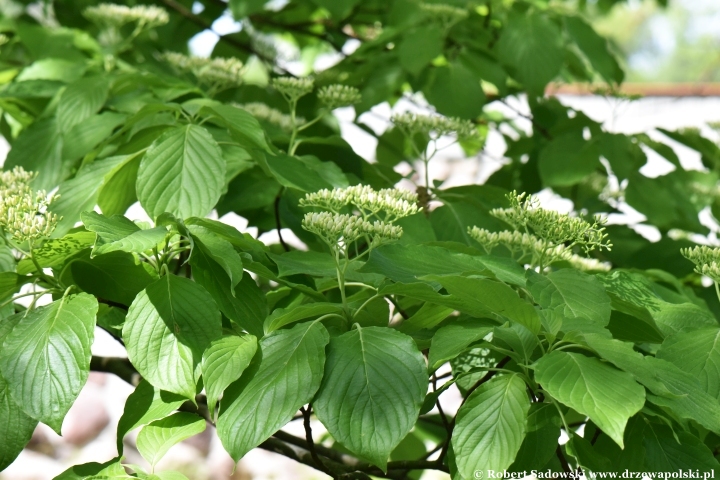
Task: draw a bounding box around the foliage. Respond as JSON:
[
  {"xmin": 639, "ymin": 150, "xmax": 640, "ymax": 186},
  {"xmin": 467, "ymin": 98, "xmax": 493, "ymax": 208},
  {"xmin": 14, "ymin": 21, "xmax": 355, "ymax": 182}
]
[{"xmin": 0, "ymin": 0, "xmax": 718, "ymax": 479}]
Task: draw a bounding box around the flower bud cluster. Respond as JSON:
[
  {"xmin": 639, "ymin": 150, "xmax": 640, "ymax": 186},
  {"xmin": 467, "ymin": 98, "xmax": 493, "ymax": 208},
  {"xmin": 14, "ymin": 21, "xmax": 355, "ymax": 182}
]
[
  {"xmin": 468, "ymin": 227, "xmax": 569, "ymax": 265},
  {"xmin": 317, "ymin": 85, "xmax": 362, "ymax": 110},
  {"xmin": 0, "ymin": 167, "xmax": 59, "ymax": 243},
  {"xmin": 237, "ymin": 102, "xmax": 303, "ymax": 132},
  {"xmin": 162, "ymin": 52, "xmax": 244, "ymax": 90},
  {"xmin": 272, "ymin": 77, "xmax": 314, "ymax": 103},
  {"xmin": 682, "ymin": 246, "xmax": 720, "ymax": 282},
  {"xmin": 302, "ymin": 212, "xmax": 401, "ymax": 246},
  {"xmin": 419, "ymin": 3, "xmax": 468, "ymax": 28},
  {"xmin": 391, "ymin": 112, "xmax": 475, "ymax": 139},
  {"xmin": 84, "ymin": 3, "xmax": 169, "ymax": 28},
  {"xmin": 299, "ymin": 185, "xmax": 419, "ymax": 221},
  {"xmin": 491, "ymin": 191, "xmax": 611, "ymax": 254}
]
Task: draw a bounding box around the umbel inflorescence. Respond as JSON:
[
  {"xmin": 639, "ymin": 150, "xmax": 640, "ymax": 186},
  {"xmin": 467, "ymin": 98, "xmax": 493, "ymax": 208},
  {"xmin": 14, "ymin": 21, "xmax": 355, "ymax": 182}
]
[
  {"xmin": 469, "ymin": 191, "xmax": 611, "ymax": 271},
  {"xmin": 0, "ymin": 167, "xmax": 59, "ymax": 243},
  {"xmin": 300, "ymin": 185, "xmax": 419, "ymax": 251},
  {"xmin": 84, "ymin": 3, "xmax": 169, "ymax": 28},
  {"xmin": 682, "ymin": 246, "xmax": 720, "ymax": 283},
  {"xmin": 161, "ymin": 52, "xmax": 244, "ymax": 92}
]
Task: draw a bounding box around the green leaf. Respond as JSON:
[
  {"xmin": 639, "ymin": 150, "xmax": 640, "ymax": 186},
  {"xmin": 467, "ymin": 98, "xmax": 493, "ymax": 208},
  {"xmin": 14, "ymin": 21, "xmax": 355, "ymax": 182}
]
[
  {"xmin": 428, "ymin": 318, "xmax": 494, "ymax": 371},
  {"xmin": 190, "ymin": 243, "xmax": 267, "ymax": 338},
  {"xmin": 50, "ymin": 156, "xmax": 129, "ymax": 236},
  {"xmin": 657, "ymin": 327, "xmax": 720, "ymax": 399},
  {"xmin": 453, "ymin": 374, "xmax": 531, "ymax": 479},
  {"xmin": 137, "ymin": 124, "xmax": 226, "ymax": 219},
  {"xmin": 314, "ymin": 326, "xmax": 428, "ymax": 469},
  {"xmin": 217, "ymin": 321, "xmax": 329, "ymax": 461},
  {"xmin": 82, "ymin": 211, "xmax": 141, "ymax": 241},
  {"xmin": 644, "ymin": 422, "xmax": 720, "ymax": 472},
  {"xmin": 0, "ymin": 294, "xmax": 98, "ymax": 432},
  {"xmin": 57, "ymin": 76, "xmax": 109, "ymax": 133},
  {"xmin": 123, "ymin": 275, "xmax": 222, "ymax": 399},
  {"xmin": 256, "ymin": 151, "xmax": 337, "ymax": 192},
  {"xmin": 269, "ymin": 251, "xmax": 382, "ymax": 284},
  {"xmin": 534, "ymin": 351, "xmax": 645, "ymax": 447},
  {"xmin": 359, "ymin": 244, "xmax": 520, "ymax": 286},
  {"xmin": 423, "ymin": 275, "xmax": 541, "ymax": 334},
  {"xmin": 198, "ymin": 104, "xmax": 269, "ymax": 152},
  {"xmin": 564, "ymin": 16, "xmax": 623, "ymax": 84},
  {"xmin": 398, "ymin": 27, "xmax": 443, "ymax": 75},
  {"xmin": 98, "ymin": 154, "xmax": 141, "ymax": 216},
  {"xmin": 53, "ymin": 458, "xmax": 125, "ymax": 480},
  {"xmin": 4, "ymin": 118, "xmax": 64, "ymax": 190},
  {"xmin": 493, "ymin": 323, "xmax": 540, "ymax": 364},
  {"xmin": 136, "ymin": 412, "xmax": 206, "ymax": 467},
  {"xmin": 424, "ymin": 61, "xmax": 485, "ymax": 119},
  {"xmin": 0, "ymin": 374, "xmax": 38, "ymax": 471},
  {"xmin": 93, "ymin": 226, "xmax": 168, "ymax": 256},
  {"xmin": 188, "ymin": 225, "xmax": 245, "ymax": 292},
  {"xmin": 62, "ymin": 112, "xmax": 126, "ymax": 161},
  {"xmin": 201, "ymin": 335, "xmax": 257, "ymax": 418},
  {"xmin": 116, "ymin": 380, "xmax": 186, "ymax": 454},
  {"xmin": 496, "ymin": 13, "xmax": 564, "ymax": 94},
  {"xmin": 527, "ymin": 269, "xmax": 611, "ymax": 326},
  {"xmin": 16, "ymin": 231, "xmax": 96, "ymax": 275},
  {"xmin": 538, "ymin": 132, "xmax": 600, "ymax": 187},
  {"xmin": 583, "ymin": 334, "xmax": 720, "ymax": 434},
  {"xmin": 264, "ymin": 302, "xmax": 344, "ymax": 334},
  {"xmin": 70, "ymin": 251, "xmax": 155, "ymax": 306}
]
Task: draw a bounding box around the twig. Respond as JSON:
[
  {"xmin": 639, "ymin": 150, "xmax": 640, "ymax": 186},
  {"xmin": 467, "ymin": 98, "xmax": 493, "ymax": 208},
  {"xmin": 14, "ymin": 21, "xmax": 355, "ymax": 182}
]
[{"xmin": 301, "ymin": 405, "xmax": 332, "ymax": 476}]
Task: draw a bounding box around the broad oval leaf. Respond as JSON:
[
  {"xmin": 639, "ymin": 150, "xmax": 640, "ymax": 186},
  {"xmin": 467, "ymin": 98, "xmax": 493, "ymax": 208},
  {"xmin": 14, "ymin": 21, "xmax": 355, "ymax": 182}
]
[
  {"xmin": 123, "ymin": 275, "xmax": 222, "ymax": 399},
  {"xmin": 453, "ymin": 374, "xmax": 531, "ymax": 479},
  {"xmin": 0, "ymin": 375, "xmax": 38, "ymax": 470},
  {"xmin": 217, "ymin": 321, "xmax": 329, "ymax": 461},
  {"xmin": 314, "ymin": 326, "xmax": 428, "ymax": 469},
  {"xmin": 428, "ymin": 318, "xmax": 494, "ymax": 371},
  {"xmin": 657, "ymin": 327, "xmax": 720, "ymax": 399},
  {"xmin": 57, "ymin": 76, "xmax": 109, "ymax": 132},
  {"xmin": 116, "ymin": 380, "xmax": 187, "ymax": 454},
  {"xmin": 201, "ymin": 335, "xmax": 257, "ymax": 418},
  {"xmin": 137, "ymin": 412, "xmax": 206, "ymax": 467},
  {"xmin": 527, "ymin": 269, "xmax": 611, "ymax": 326},
  {"xmin": 534, "ymin": 351, "xmax": 645, "ymax": 447},
  {"xmin": 137, "ymin": 124, "xmax": 225, "ymax": 219},
  {"xmin": 0, "ymin": 293, "xmax": 98, "ymax": 432}
]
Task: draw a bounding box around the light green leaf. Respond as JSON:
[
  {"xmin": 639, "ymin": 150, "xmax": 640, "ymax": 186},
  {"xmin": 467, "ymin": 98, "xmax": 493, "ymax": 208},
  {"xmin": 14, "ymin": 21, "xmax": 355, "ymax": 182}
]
[
  {"xmin": 199, "ymin": 104, "xmax": 269, "ymax": 152},
  {"xmin": 188, "ymin": 225, "xmax": 245, "ymax": 292},
  {"xmin": 428, "ymin": 318, "xmax": 495, "ymax": 371},
  {"xmin": 264, "ymin": 302, "xmax": 344, "ymax": 334},
  {"xmin": 217, "ymin": 321, "xmax": 329, "ymax": 461},
  {"xmin": 538, "ymin": 132, "xmax": 600, "ymax": 187},
  {"xmin": 657, "ymin": 327, "xmax": 720, "ymax": 399},
  {"xmin": 50, "ymin": 156, "xmax": 128, "ymax": 236},
  {"xmin": 94, "ymin": 226, "xmax": 168, "ymax": 256},
  {"xmin": 52, "ymin": 458, "xmax": 126, "ymax": 480},
  {"xmin": 583, "ymin": 334, "xmax": 720, "ymax": 434},
  {"xmin": 534, "ymin": 351, "xmax": 645, "ymax": 447},
  {"xmin": 0, "ymin": 374, "xmax": 38, "ymax": 471},
  {"xmin": 62, "ymin": 112, "xmax": 126, "ymax": 161},
  {"xmin": 496, "ymin": 13, "xmax": 564, "ymax": 94},
  {"xmin": 424, "ymin": 61, "xmax": 485, "ymax": 119},
  {"xmin": 314, "ymin": 326, "xmax": 428, "ymax": 469},
  {"xmin": 57, "ymin": 76, "xmax": 109, "ymax": 132},
  {"xmin": 644, "ymin": 423, "xmax": 720, "ymax": 472},
  {"xmin": 137, "ymin": 412, "xmax": 206, "ymax": 467},
  {"xmin": 82, "ymin": 211, "xmax": 141, "ymax": 242},
  {"xmin": 4, "ymin": 118, "xmax": 64, "ymax": 190},
  {"xmin": 116, "ymin": 380, "xmax": 186, "ymax": 454},
  {"xmin": 123, "ymin": 275, "xmax": 222, "ymax": 399},
  {"xmin": 398, "ymin": 27, "xmax": 443, "ymax": 75},
  {"xmin": 0, "ymin": 293, "xmax": 98, "ymax": 432},
  {"xmin": 16, "ymin": 231, "xmax": 96, "ymax": 275},
  {"xmin": 527, "ymin": 269, "xmax": 611, "ymax": 326},
  {"xmin": 201, "ymin": 335, "xmax": 257, "ymax": 418},
  {"xmin": 137, "ymin": 124, "xmax": 226, "ymax": 219},
  {"xmin": 453, "ymin": 374, "xmax": 531, "ymax": 479}
]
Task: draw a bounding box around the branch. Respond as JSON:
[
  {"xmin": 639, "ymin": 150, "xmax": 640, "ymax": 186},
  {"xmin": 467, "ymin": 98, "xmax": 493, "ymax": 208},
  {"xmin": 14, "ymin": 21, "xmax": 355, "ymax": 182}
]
[
  {"xmin": 90, "ymin": 356, "xmax": 140, "ymax": 386},
  {"xmin": 300, "ymin": 405, "xmax": 332, "ymax": 476}
]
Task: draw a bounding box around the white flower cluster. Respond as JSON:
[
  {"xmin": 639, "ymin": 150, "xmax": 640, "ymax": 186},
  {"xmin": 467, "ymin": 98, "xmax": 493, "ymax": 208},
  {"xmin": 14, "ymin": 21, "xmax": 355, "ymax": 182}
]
[
  {"xmin": 299, "ymin": 185, "xmax": 419, "ymax": 221},
  {"xmin": 419, "ymin": 3, "xmax": 468, "ymax": 28},
  {"xmin": 0, "ymin": 167, "xmax": 59, "ymax": 243},
  {"xmin": 468, "ymin": 227, "xmax": 569, "ymax": 265},
  {"xmin": 162, "ymin": 52, "xmax": 244, "ymax": 90},
  {"xmin": 302, "ymin": 212, "xmax": 402, "ymax": 246},
  {"xmin": 391, "ymin": 112, "xmax": 475, "ymax": 139},
  {"xmin": 272, "ymin": 76, "xmax": 314, "ymax": 103},
  {"xmin": 491, "ymin": 191, "xmax": 611, "ymax": 254},
  {"xmin": 682, "ymin": 246, "xmax": 720, "ymax": 283},
  {"xmin": 317, "ymin": 85, "xmax": 362, "ymax": 110},
  {"xmin": 84, "ymin": 3, "xmax": 169, "ymax": 28},
  {"xmin": 237, "ymin": 102, "xmax": 303, "ymax": 132}
]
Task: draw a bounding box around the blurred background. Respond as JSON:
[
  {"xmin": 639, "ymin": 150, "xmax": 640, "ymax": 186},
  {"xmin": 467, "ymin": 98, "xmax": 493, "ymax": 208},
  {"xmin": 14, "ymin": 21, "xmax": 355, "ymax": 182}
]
[{"xmin": 2, "ymin": 0, "xmax": 720, "ymax": 479}]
